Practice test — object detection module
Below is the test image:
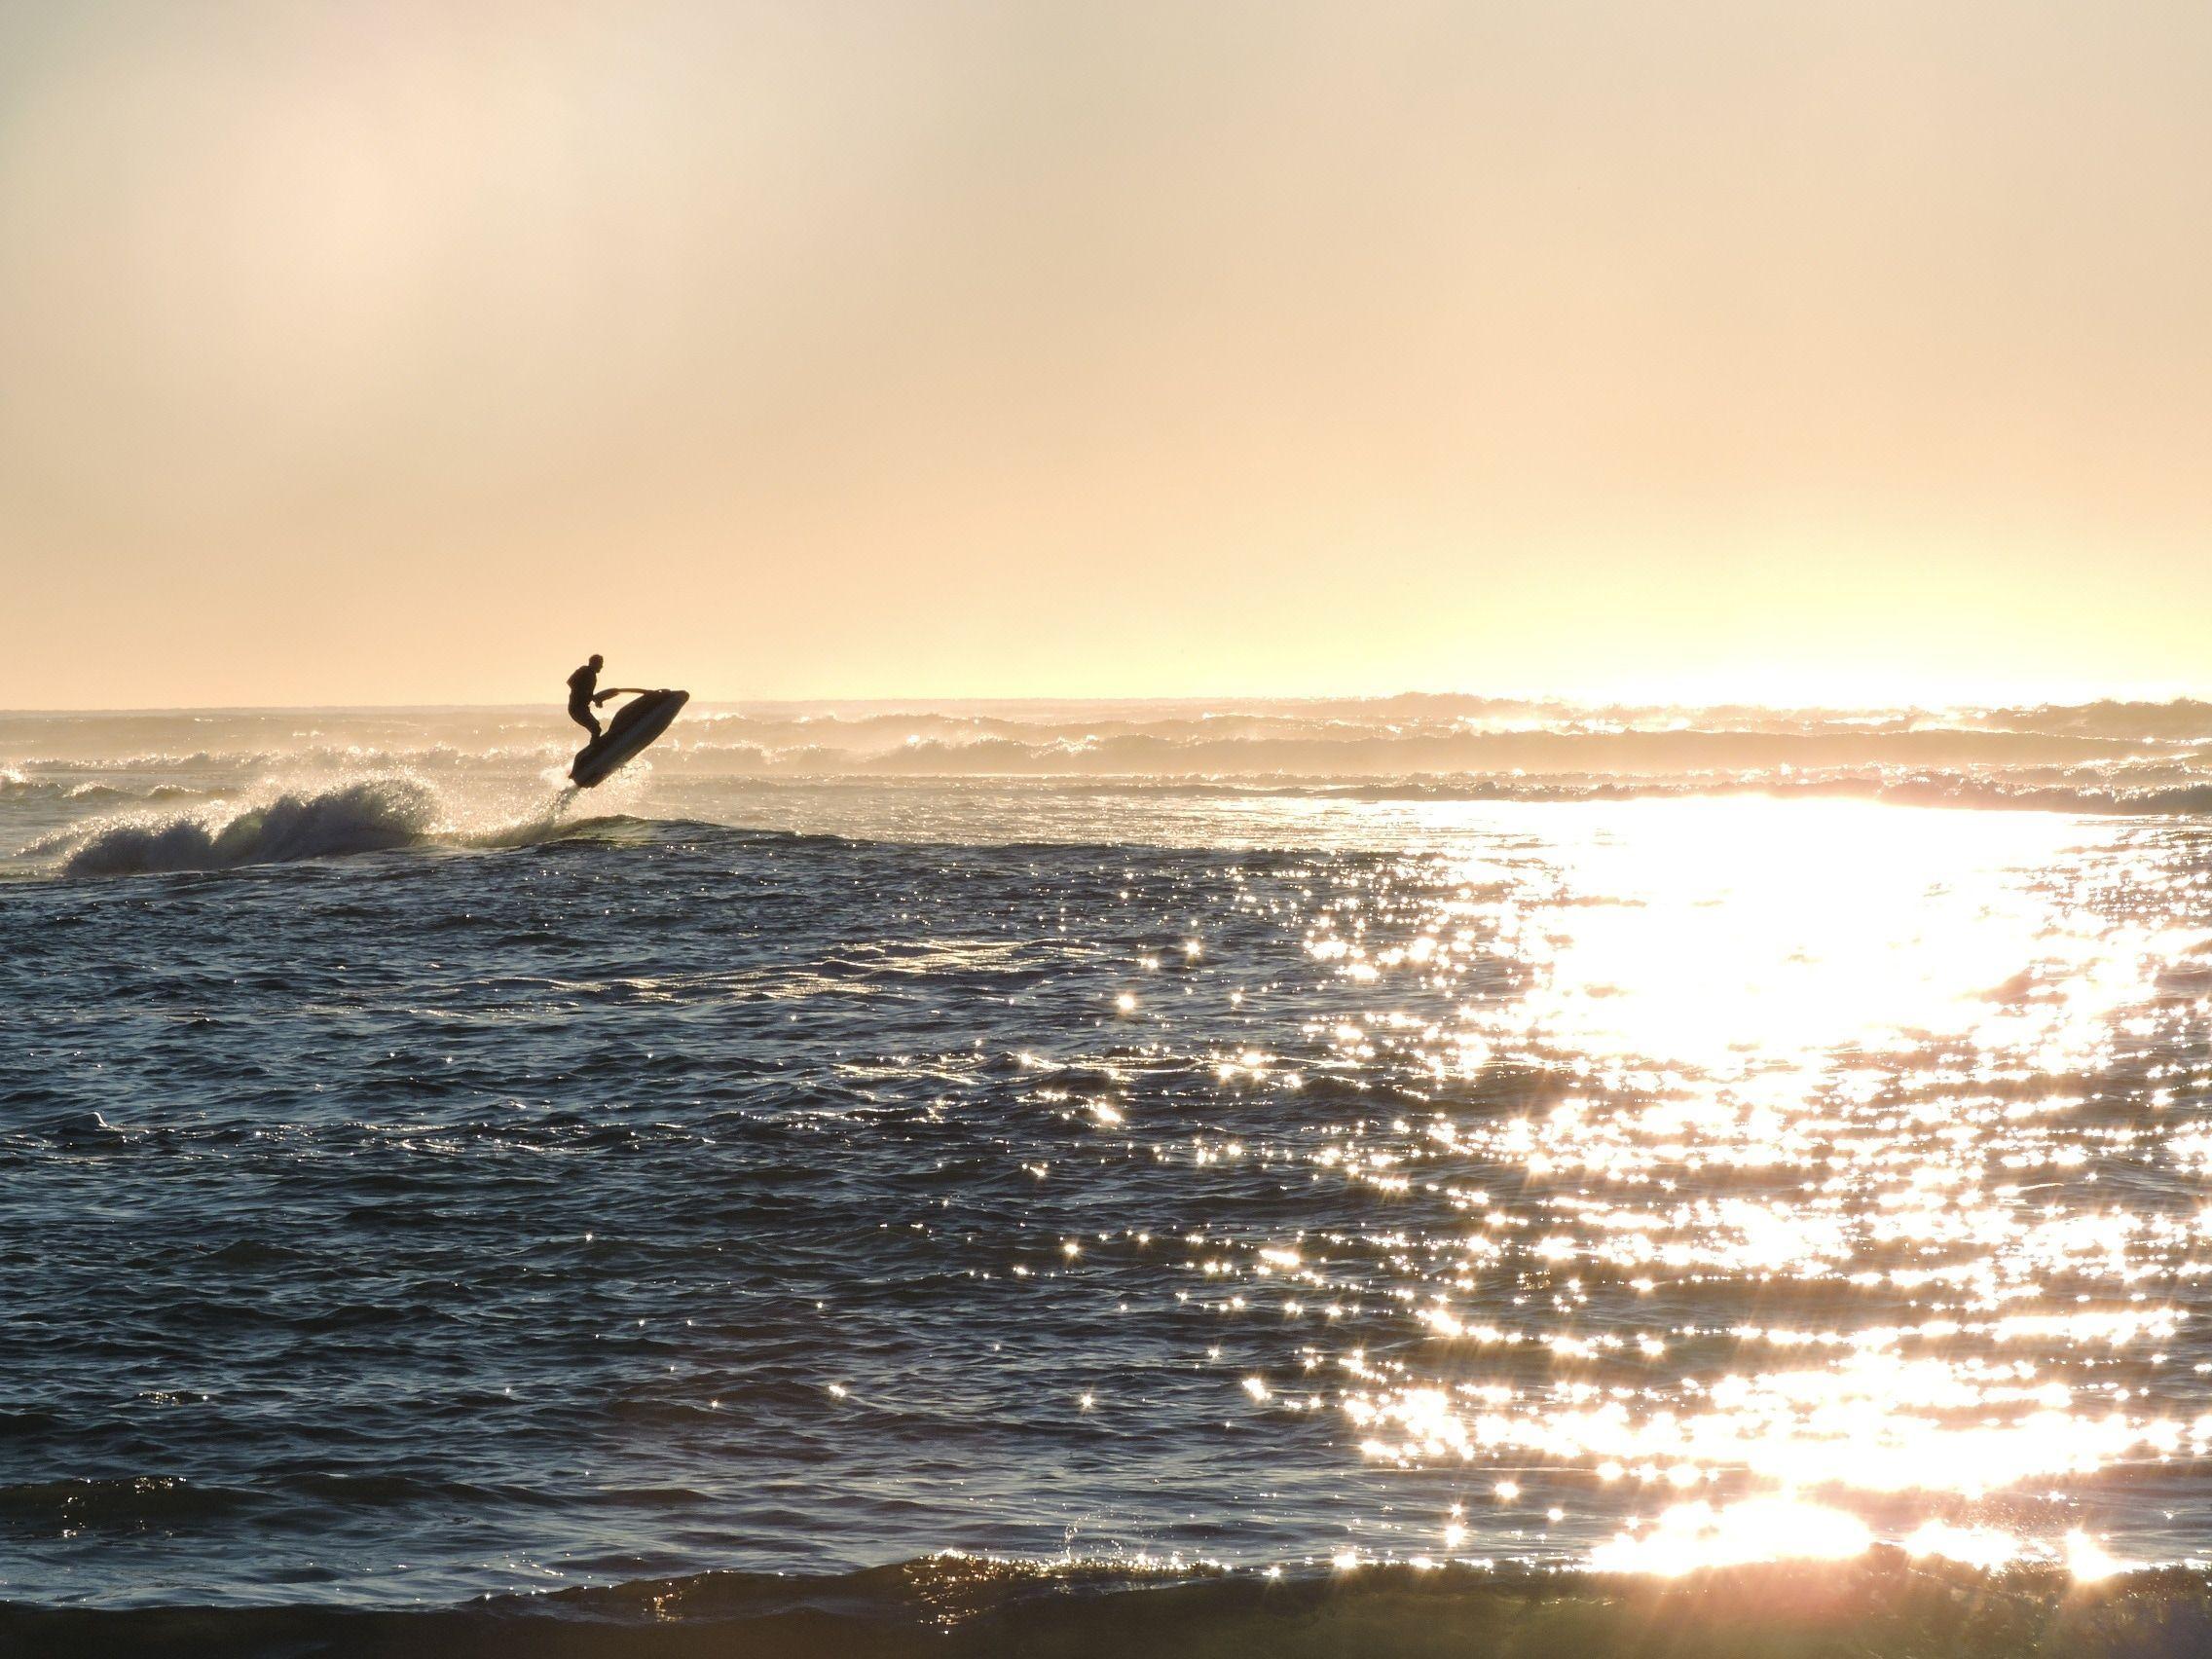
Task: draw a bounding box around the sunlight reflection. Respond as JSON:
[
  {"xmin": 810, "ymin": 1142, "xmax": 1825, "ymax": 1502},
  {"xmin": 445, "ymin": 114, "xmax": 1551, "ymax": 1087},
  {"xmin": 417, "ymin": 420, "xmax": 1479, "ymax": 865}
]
[
  {"xmin": 1591, "ymin": 1498, "xmax": 1872, "ymax": 1574},
  {"xmin": 1212, "ymin": 800, "xmax": 2208, "ymax": 1570}
]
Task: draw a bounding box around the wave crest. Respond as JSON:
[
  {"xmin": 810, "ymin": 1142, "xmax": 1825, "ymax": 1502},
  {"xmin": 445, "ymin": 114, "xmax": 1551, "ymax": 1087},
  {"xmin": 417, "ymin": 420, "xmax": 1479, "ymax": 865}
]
[{"xmin": 56, "ymin": 779, "xmax": 439, "ymax": 876}]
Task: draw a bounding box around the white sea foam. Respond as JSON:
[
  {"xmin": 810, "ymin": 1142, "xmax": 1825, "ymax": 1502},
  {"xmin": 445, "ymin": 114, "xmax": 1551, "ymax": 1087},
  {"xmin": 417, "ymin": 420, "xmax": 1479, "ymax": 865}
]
[
  {"xmin": 55, "ymin": 779, "xmax": 444, "ymax": 875},
  {"xmin": 10, "ymin": 698, "xmax": 2212, "ymax": 877}
]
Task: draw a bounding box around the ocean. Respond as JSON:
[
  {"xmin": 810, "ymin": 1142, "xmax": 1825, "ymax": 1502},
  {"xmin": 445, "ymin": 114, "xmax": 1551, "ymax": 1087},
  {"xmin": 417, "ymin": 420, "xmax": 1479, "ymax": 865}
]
[{"xmin": 6, "ymin": 696, "xmax": 2212, "ymax": 1652}]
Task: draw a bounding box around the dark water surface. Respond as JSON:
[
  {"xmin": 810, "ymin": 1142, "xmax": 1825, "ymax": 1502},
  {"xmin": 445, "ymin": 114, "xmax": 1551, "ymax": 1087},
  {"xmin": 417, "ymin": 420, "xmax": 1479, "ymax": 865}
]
[{"xmin": 7, "ymin": 706, "xmax": 2212, "ymax": 1622}]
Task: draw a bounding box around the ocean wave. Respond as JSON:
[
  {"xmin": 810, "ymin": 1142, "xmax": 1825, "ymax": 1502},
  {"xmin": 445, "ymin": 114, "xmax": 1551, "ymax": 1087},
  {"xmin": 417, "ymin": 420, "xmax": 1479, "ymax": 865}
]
[
  {"xmin": 37, "ymin": 776, "xmax": 682, "ymax": 877},
  {"xmin": 0, "ymin": 772, "xmax": 216, "ymax": 808},
  {"xmin": 2, "ymin": 748, "xmax": 272, "ymax": 776},
  {"xmin": 8, "ymin": 699, "xmax": 2212, "ymax": 791},
  {"xmin": 0, "ymin": 739, "xmax": 571, "ymax": 781},
  {"xmin": 20, "ymin": 766, "xmax": 2212, "ymax": 886},
  {"xmin": 1130, "ymin": 774, "xmax": 2212, "ymax": 814},
  {"xmin": 13, "ymin": 702, "xmax": 2212, "ymax": 874},
  {"xmin": 1971, "ymin": 698, "xmax": 2212, "ymax": 741},
  {"xmin": 0, "ymin": 1552, "xmax": 2203, "ymax": 1656},
  {"xmin": 52, "ymin": 779, "xmax": 442, "ymax": 876},
  {"xmin": 7, "ymin": 700, "xmax": 2203, "ymax": 779},
  {"xmin": 830, "ymin": 727, "xmax": 2156, "ymax": 777},
  {"xmin": 682, "ymin": 771, "xmax": 2212, "ymax": 816}
]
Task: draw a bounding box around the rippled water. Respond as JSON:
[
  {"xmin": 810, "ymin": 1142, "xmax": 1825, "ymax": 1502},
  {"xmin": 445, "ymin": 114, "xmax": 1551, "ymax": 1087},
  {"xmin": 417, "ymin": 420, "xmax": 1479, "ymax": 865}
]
[{"xmin": 6, "ymin": 705, "xmax": 2212, "ymax": 1611}]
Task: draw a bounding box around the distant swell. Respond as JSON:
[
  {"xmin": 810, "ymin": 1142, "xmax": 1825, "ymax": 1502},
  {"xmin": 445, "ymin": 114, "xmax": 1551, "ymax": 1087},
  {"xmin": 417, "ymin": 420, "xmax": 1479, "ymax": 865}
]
[
  {"xmin": 1167, "ymin": 775, "xmax": 2212, "ymax": 815},
  {"xmin": 55, "ymin": 780, "xmax": 439, "ymax": 876}
]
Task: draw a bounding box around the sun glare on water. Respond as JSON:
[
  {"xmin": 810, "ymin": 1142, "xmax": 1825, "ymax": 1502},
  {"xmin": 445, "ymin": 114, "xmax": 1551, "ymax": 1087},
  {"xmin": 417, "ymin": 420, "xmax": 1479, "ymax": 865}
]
[{"xmin": 1195, "ymin": 798, "xmax": 2209, "ymax": 1574}]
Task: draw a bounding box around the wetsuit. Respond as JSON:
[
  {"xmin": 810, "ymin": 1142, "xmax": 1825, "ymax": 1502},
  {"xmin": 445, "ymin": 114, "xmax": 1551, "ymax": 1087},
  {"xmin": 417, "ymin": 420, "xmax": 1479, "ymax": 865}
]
[{"xmin": 568, "ymin": 663, "xmax": 602, "ymax": 741}]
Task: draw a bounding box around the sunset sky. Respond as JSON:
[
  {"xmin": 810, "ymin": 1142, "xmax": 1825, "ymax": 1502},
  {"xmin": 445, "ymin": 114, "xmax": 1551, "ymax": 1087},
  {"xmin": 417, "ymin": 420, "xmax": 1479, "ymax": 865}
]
[{"xmin": 3, "ymin": 1, "xmax": 2207, "ymax": 710}]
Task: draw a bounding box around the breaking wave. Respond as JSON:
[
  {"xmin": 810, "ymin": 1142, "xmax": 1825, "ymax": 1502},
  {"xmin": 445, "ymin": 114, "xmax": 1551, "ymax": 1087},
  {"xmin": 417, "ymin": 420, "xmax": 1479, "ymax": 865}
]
[
  {"xmin": 12, "ymin": 695, "xmax": 2212, "ymax": 783},
  {"xmin": 54, "ymin": 779, "xmax": 442, "ymax": 875},
  {"xmin": 10, "ymin": 700, "xmax": 2212, "ymax": 879},
  {"xmin": 36, "ymin": 768, "xmax": 670, "ymax": 875}
]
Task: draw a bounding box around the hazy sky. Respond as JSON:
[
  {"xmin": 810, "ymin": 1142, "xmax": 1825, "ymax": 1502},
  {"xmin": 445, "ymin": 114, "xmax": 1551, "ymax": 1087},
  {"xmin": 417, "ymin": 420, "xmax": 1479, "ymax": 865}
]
[{"xmin": 3, "ymin": 1, "xmax": 2208, "ymax": 709}]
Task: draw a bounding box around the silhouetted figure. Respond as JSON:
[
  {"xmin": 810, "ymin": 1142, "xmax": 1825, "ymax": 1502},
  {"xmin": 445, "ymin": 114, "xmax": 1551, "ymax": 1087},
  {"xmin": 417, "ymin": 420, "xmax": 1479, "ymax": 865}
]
[{"xmin": 569, "ymin": 654, "xmax": 605, "ymax": 742}]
